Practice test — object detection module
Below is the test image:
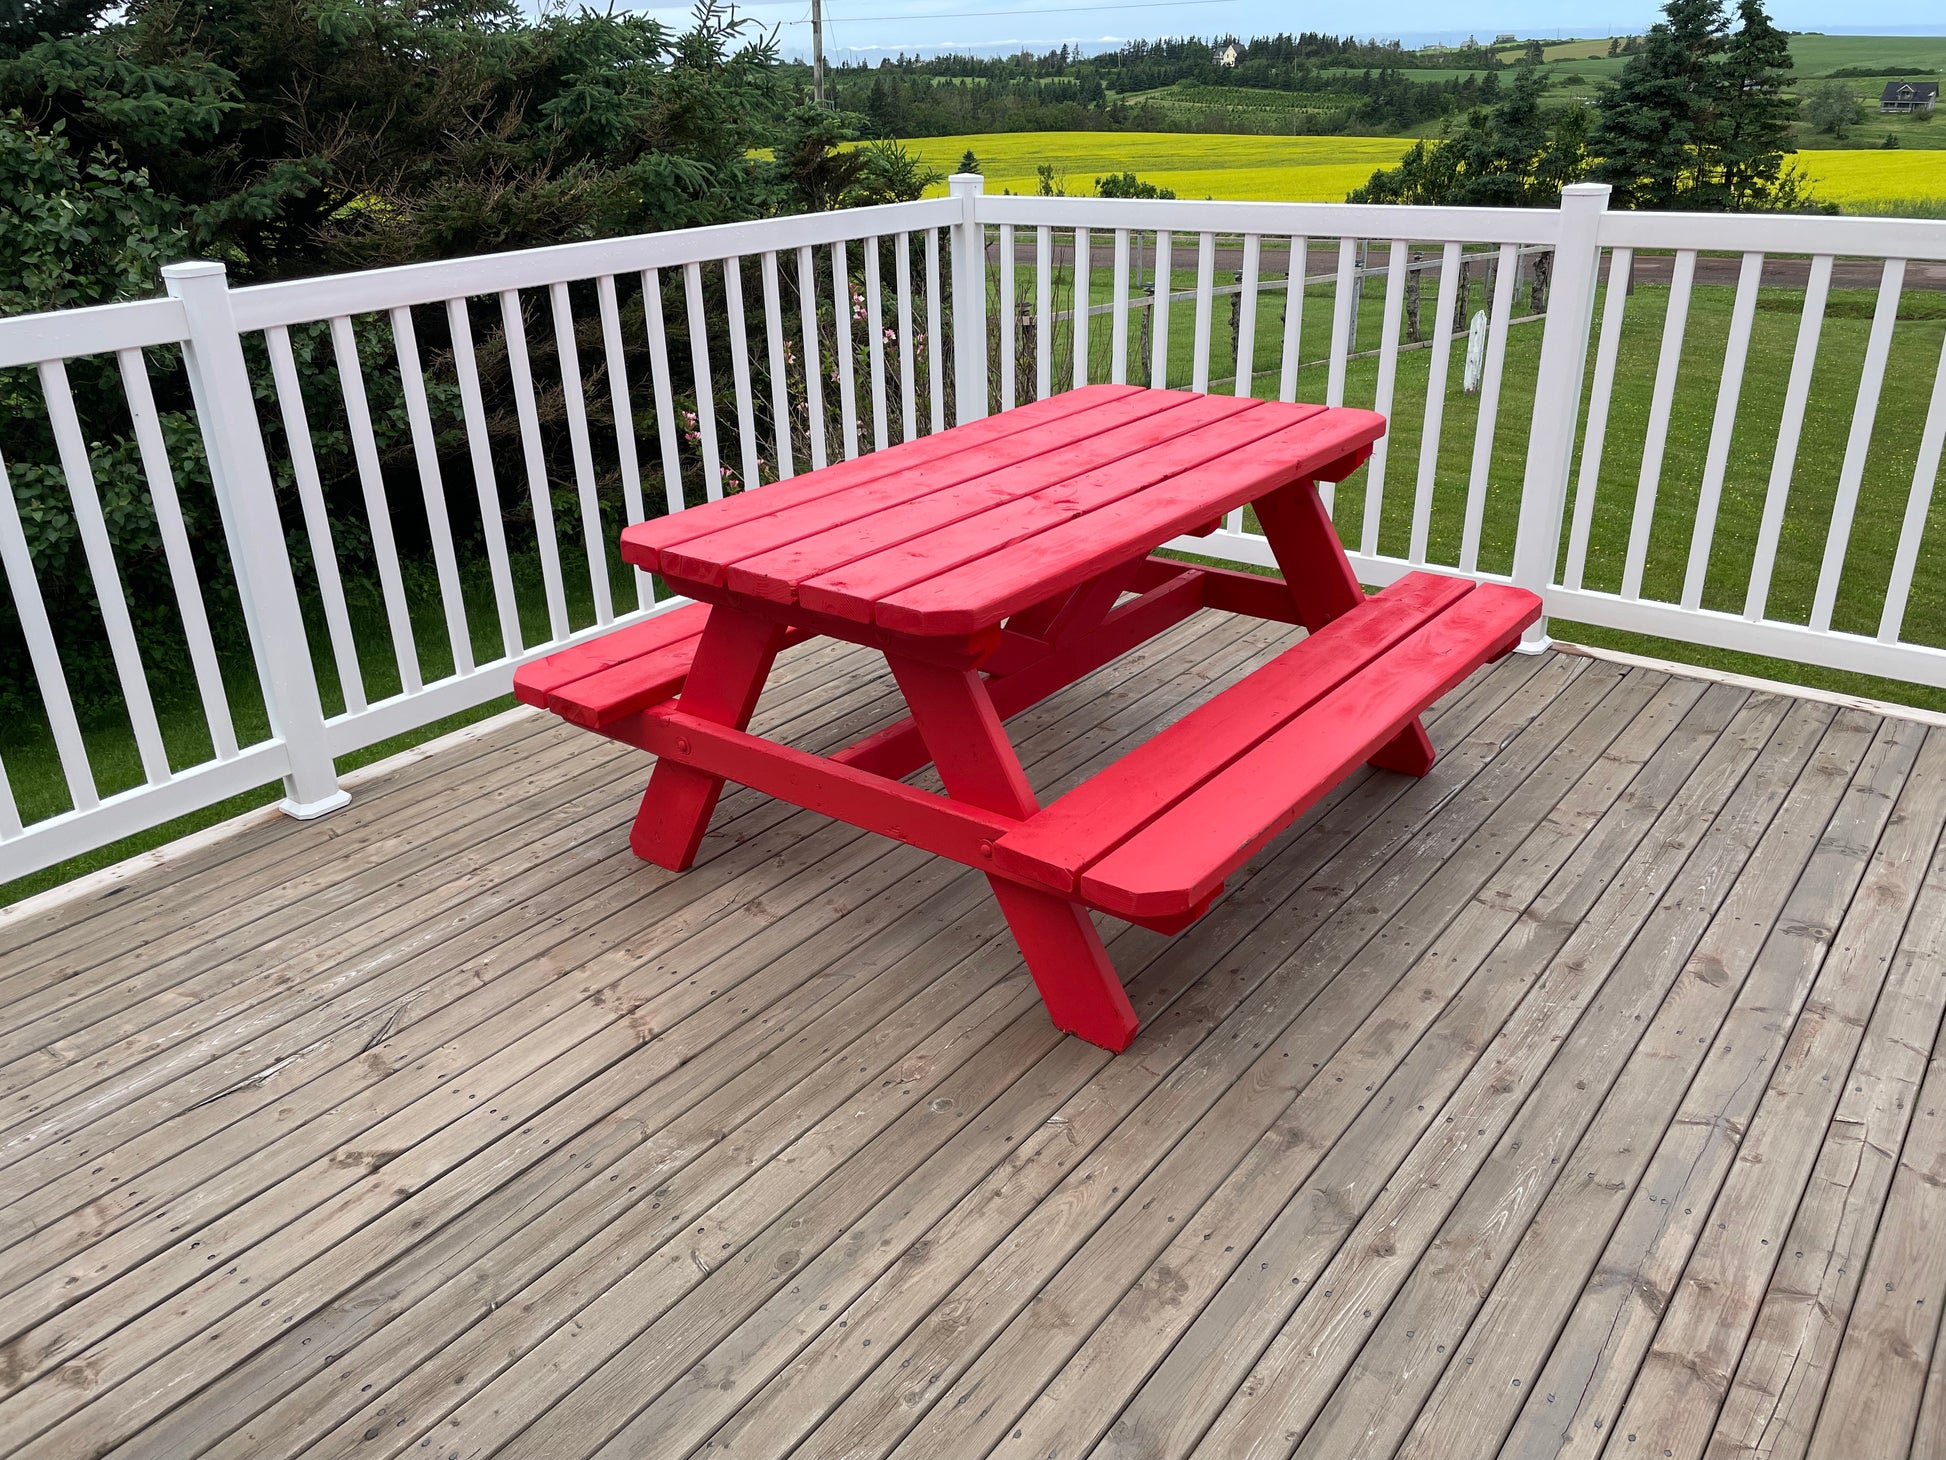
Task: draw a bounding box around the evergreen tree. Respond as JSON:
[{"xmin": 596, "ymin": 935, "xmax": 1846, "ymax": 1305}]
[
  {"xmin": 1715, "ymin": 0, "xmax": 1796, "ymax": 208},
  {"xmin": 1588, "ymin": 0, "xmax": 1799, "ymax": 211},
  {"xmin": 1589, "ymin": 0, "xmax": 1728, "ymax": 209}
]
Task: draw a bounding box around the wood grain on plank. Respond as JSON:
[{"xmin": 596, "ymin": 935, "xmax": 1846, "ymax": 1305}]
[
  {"xmin": 1389, "ymin": 710, "xmax": 1908, "ymax": 1460},
  {"xmin": 1189, "ymin": 692, "xmax": 1822, "ymax": 1460},
  {"xmin": 1574, "ymin": 728, "xmax": 1946, "ymax": 1460},
  {"xmin": 1302, "ymin": 707, "xmax": 1885, "ymax": 1460}
]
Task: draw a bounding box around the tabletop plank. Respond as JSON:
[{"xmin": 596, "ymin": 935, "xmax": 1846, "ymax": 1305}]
[
  {"xmin": 874, "ymin": 407, "xmax": 1385, "ymax": 635},
  {"xmin": 642, "ymin": 388, "xmax": 1165, "ymax": 585},
  {"xmin": 795, "ymin": 402, "xmax": 1320, "ymax": 624},
  {"xmin": 726, "ymin": 393, "xmax": 1263, "ymax": 607},
  {"xmin": 620, "ymin": 383, "xmax": 1140, "ymax": 570}
]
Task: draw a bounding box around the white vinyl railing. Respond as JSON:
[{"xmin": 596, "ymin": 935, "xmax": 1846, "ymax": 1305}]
[{"xmin": 3, "ymin": 176, "xmax": 1945, "ymax": 881}]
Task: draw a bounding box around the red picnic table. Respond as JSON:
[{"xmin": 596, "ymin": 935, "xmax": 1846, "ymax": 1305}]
[{"xmin": 515, "ymin": 385, "xmax": 1540, "ymax": 1052}]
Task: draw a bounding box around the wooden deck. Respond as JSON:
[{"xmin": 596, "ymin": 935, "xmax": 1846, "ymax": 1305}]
[{"xmin": 4, "ymin": 610, "xmax": 1946, "ymax": 1460}]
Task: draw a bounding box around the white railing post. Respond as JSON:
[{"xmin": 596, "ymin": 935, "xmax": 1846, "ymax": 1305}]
[
  {"xmin": 948, "ymin": 173, "xmax": 989, "ymax": 423},
  {"xmin": 1510, "ymin": 182, "xmax": 1611, "ymax": 651},
  {"xmin": 164, "ymin": 261, "xmax": 350, "ymax": 820}
]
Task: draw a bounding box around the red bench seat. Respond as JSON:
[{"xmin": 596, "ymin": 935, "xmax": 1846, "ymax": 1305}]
[
  {"xmin": 513, "ymin": 604, "xmax": 714, "ymax": 730},
  {"xmin": 991, "ymin": 571, "xmax": 1541, "ymax": 920}
]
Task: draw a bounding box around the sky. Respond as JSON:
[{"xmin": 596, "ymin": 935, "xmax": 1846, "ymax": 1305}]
[{"xmin": 626, "ymin": 1, "xmax": 1946, "ymax": 60}]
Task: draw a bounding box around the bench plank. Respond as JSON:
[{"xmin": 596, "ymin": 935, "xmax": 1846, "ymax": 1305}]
[
  {"xmin": 618, "ymin": 384, "xmax": 1140, "ymax": 569},
  {"xmin": 992, "ymin": 572, "xmax": 1476, "ymax": 894},
  {"xmin": 871, "ymin": 407, "xmax": 1386, "ymax": 635},
  {"xmin": 511, "ymin": 604, "xmax": 710, "ymax": 707},
  {"xmin": 649, "ymin": 390, "xmax": 1182, "ymax": 586},
  {"xmin": 1079, "ymin": 583, "xmax": 1540, "ymax": 917}
]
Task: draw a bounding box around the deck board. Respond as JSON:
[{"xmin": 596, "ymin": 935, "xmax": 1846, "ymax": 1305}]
[{"xmin": 3, "ymin": 621, "xmax": 1944, "ymax": 1460}]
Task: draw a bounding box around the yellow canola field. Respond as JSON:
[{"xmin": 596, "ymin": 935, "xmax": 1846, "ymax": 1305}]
[
  {"xmin": 904, "ymin": 131, "xmax": 1946, "ymax": 208},
  {"xmin": 1793, "ymin": 149, "xmax": 1946, "ymax": 205},
  {"xmin": 905, "ymin": 133, "xmax": 1413, "ymax": 202}
]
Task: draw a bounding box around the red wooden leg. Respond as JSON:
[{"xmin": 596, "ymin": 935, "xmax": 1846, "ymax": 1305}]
[
  {"xmin": 889, "ymin": 656, "xmax": 1140, "ymax": 1052},
  {"xmin": 630, "ymin": 605, "xmax": 786, "ymax": 870},
  {"xmin": 1254, "ymin": 479, "xmax": 1436, "ymax": 776}
]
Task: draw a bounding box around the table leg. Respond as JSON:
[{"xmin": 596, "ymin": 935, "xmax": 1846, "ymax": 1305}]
[
  {"xmin": 630, "ymin": 605, "xmax": 787, "ymax": 870},
  {"xmin": 889, "ymin": 657, "xmax": 1140, "ymax": 1052},
  {"xmin": 1254, "ymin": 477, "xmax": 1437, "ymax": 776}
]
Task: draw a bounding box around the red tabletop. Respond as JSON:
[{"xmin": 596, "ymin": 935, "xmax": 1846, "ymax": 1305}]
[{"xmin": 621, "ymin": 384, "xmax": 1385, "ymax": 637}]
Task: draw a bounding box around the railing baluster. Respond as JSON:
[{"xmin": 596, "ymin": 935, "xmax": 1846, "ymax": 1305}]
[
  {"xmin": 761, "ymin": 251, "xmax": 795, "ymax": 480},
  {"xmin": 266, "ymin": 326, "xmax": 367, "ymax": 705},
  {"xmin": 895, "ymin": 233, "xmax": 918, "ymax": 442},
  {"xmin": 1680, "ymin": 251, "xmax": 1764, "ymax": 611},
  {"xmin": 1744, "ymin": 254, "xmax": 1832, "ymax": 621},
  {"xmin": 1073, "ymin": 227, "xmax": 1092, "ymax": 390},
  {"xmin": 1233, "ymin": 233, "xmax": 1261, "ymax": 399},
  {"xmin": 0, "ymin": 756, "xmax": 19, "ymax": 838},
  {"xmin": 1362, "ymin": 238, "xmax": 1410, "ymax": 559},
  {"xmin": 1191, "ymin": 231, "xmax": 1216, "ymax": 393},
  {"xmin": 118, "ymin": 347, "xmax": 237, "ymax": 756},
  {"xmin": 1150, "ymin": 230, "xmax": 1173, "ymax": 389},
  {"xmin": 38, "ymin": 358, "xmax": 170, "ymax": 783},
  {"xmin": 1326, "ymin": 236, "xmax": 1357, "ymax": 409},
  {"xmin": 1226, "ymin": 233, "xmax": 1263, "ymax": 533},
  {"xmin": 499, "ymin": 290, "xmax": 571, "ymax": 638},
  {"xmin": 596, "ymin": 276, "xmax": 653, "ymax": 609},
  {"xmin": 831, "ymin": 241, "xmax": 860, "ymax": 460},
  {"xmin": 640, "ymin": 267, "xmax": 685, "ymax": 518},
  {"xmin": 0, "ymin": 448, "xmax": 96, "ymax": 811},
  {"xmin": 1620, "ymin": 248, "xmax": 1697, "ymax": 600},
  {"xmin": 925, "ymin": 227, "xmax": 945, "ymax": 433},
  {"xmin": 1111, "ymin": 228, "xmax": 1131, "ymax": 386},
  {"xmin": 445, "ymin": 301, "xmax": 527, "ymax": 651},
  {"xmin": 995, "ymin": 223, "xmax": 1016, "ymax": 412},
  {"xmin": 1458, "ymin": 242, "xmax": 1520, "ymax": 574},
  {"xmin": 1563, "ymin": 248, "xmax": 1632, "ymax": 591},
  {"xmin": 1410, "ymin": 241, "xmax": 1464, "ymax": 565},
  {"xmin": 332, "ymin": 312, "xmax": 425, "ymax": 686},
  {"xmin": 864, "ymin": 236, "xmax": 890, "ymax": 451},
  {"xmin": 724, "ymin": 257, "xmax": 763, "ymax": 489},
  {"xmin": 1035, "ymin": 225, "xmax": 1053, "ymax": 401},
  {"xmin": 1279, "ymin": 235, "xmax": 1307, "ymax": 403},
  {"xmin": 797, "ymin": 244, "xmax": 828, "ymax": 469},
  {"xmin": 1879, "ymin": 324, "xmax": 1946, "ymax": 644},
  {"xmin": 391, "ymin": 305, "xmax": 478, "ymax": 664},
  {"xmin": 1812, "ymin": 257, "xmax": 1908, "ymax": 633},
  {"xmin": 547, "ymin": 283, "xmax": 614, "ymax": 623},
  {"xmin": 682, "ymin": 261, "xmax": 725, "ymax": 501}
]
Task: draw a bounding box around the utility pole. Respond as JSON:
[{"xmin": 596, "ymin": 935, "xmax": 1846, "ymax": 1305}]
[{"xmin": 811, "ymin": 0, "xmax": 825, "ymax": 105}]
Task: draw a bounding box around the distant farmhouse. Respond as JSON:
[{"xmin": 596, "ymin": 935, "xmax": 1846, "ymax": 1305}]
[
  {"xmin": 1213, "ymin": 41, "xmax": 1240, "ymax": 67},
  {"xmin": 1880, "ymin": 80, "xmax": 1939, "ymax": 114}
]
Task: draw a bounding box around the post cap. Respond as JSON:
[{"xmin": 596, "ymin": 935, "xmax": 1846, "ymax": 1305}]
[
  {"xmin": 160, "ymin": 260, "xmax": 228, "ymax": 280},
  {"xmin": 947, "ymin": 173, "xmax": 986, "ymax": 196}
]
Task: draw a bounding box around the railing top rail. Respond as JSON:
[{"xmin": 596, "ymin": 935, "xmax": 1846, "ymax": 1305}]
[
  {"xmin": 972, "ymin": 193, "xmax": 1566, "ymax": 246},
  {"xmin": 226, "ymin": 197, "xmax": 962, "ymax": 331},
  {"xmin": 0, "ymin": 296, "xmax": 188, "ymax": 371},
  {"xmin": 1598, "ymin": 206, "xmax": 1946, "ymax": 261}
]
